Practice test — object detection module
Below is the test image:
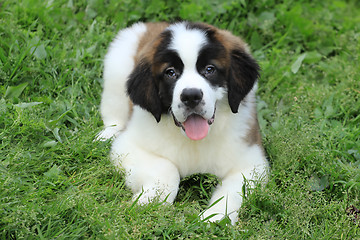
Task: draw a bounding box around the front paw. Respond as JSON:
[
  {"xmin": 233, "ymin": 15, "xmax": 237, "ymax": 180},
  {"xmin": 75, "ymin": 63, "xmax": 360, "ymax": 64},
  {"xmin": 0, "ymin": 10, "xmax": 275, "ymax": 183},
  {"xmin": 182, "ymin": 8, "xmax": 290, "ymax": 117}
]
[
  {"xmin": 94, "ymin": 126, "xmax": 121, "ymax": 141},
  {"xmin": 133, "ymin": 189, "xmax": 174, "ymax": 205},
  {"xmin": 200, "ymin": 208, "xmax": 238, "ymax": 225},
  {"xmin": 133, "ymin": 190, "xmax": 158, "ymax": 205},
  {"xmin": 200, "ymin": 208, "xmax": 225, "ymax": 222}
]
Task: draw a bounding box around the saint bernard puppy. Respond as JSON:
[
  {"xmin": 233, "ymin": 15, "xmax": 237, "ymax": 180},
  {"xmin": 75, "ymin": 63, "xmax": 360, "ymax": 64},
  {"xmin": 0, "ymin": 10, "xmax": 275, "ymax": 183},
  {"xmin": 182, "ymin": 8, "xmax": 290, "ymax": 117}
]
[{"xmin": 96, "ymin": 22, "xmax": 269, "ymax": 225}]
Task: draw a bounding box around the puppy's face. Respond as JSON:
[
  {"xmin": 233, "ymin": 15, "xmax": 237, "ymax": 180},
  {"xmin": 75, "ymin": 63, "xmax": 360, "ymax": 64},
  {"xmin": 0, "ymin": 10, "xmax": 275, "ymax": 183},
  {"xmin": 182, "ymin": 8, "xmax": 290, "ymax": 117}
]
[{"xmin": 127, "ymin": 22, "xmax": 260, "ymax": 140}]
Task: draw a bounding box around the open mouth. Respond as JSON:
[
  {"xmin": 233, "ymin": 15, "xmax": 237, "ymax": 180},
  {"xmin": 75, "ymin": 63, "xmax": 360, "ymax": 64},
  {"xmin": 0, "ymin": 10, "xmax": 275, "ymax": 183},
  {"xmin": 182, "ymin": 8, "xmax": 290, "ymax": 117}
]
[{"xmin": 171, "ymin": 110, "xmax": 215, "ymax": 141}]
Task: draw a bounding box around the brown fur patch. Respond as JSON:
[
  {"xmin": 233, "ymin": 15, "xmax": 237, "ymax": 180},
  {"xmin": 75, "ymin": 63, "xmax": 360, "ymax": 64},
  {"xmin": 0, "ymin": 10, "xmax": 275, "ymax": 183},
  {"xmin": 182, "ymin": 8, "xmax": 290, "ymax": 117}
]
[
  {"xmin": 128, "ymin": 100, "xmax": 134, "ymax": 118},
  {"xmin": 215, "ymin": 29, "xmax": 249, "ymax": 53},
  {"xmin": 246, "ymin": 106, "xmax": 263, "ymax": 146},
  {"xmin": 135, "ymin": 22, "xmax": 169, "ymax": 64}
]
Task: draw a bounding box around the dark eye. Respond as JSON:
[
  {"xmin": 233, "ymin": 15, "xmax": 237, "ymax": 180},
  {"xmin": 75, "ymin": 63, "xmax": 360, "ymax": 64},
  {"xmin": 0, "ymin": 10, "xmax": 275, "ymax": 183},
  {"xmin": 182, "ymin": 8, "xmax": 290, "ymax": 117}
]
[
  {"xmin": 165, "ymin": 67, "xmax": 177, "ymax": 79},
  {"xmin": 204, "ymin": 65, "xmax": 216, "ymax": 75}
]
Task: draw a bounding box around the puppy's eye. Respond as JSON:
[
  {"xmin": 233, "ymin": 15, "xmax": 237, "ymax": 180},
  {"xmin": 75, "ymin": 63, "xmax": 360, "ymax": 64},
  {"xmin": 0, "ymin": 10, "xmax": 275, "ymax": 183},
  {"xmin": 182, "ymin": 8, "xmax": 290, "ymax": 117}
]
[
  {"xmin": 204, "ymin": 65, "xmax": 216, "ymax": 75},
  {"xmin": 165, "ymin": 67, "xmax": 177, "ymax": 79}
]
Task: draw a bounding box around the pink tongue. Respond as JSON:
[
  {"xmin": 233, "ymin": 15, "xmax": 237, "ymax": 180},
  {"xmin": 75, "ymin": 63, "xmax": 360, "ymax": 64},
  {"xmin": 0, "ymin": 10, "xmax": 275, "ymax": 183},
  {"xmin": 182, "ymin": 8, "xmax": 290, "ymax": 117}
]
[{"xmin": 183, "ymin": 115, "xmax": 209, "ymax": 140}]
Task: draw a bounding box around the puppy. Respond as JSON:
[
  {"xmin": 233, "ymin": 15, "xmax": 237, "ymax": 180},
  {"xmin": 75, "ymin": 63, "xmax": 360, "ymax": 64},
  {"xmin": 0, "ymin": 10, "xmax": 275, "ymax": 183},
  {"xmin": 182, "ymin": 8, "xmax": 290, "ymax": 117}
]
[{"xmin": 97, "ymin": 22, "xmax": 269, "ymax": 225}]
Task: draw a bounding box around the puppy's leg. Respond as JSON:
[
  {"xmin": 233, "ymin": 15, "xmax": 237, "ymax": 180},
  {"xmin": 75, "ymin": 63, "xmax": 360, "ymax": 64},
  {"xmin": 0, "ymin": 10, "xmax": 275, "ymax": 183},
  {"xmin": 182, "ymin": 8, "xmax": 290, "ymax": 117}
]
[
  {"xmin": 96, "ymin": 50, "xmax": 134, "ymax": 141},
  {"xmin": 96, "ymin": 23, "xmax": 147, "ymax": 141},
  {"xmin": 201, "ymin": 164, "xmax": 268, "ymax": 225},
  {"xmin": 111, "ymin": 146, "xmax": 180, "ymax": 204},
  {"xmin": 96, "ymin": 84, "xmax": 130, "ymax": 141},
  {"xmin": 132, "ymin": 168, "xmax": 180, "ymax": 205},
  {"xmin": 201, "ymin": 172, "xmax": 246, "ymax": 225},
  {"xmin": 129, "ymin": 158, "xmax": 180, "ymax": 204}
]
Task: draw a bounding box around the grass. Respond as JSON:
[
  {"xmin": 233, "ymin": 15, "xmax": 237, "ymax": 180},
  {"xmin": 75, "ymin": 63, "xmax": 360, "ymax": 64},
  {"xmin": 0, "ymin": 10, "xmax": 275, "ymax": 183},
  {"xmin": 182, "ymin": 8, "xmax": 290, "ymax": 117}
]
[{"xmin": 1, "ymin": 0, "xmax": 359, "ymax": 238}]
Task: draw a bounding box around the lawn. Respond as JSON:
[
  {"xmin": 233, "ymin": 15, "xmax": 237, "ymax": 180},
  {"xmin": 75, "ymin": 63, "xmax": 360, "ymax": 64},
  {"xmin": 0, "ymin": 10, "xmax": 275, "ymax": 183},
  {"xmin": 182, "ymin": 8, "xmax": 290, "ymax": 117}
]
[{"xmin": 1, "ymin": 0, "xmax": 359, "ymax": 239}]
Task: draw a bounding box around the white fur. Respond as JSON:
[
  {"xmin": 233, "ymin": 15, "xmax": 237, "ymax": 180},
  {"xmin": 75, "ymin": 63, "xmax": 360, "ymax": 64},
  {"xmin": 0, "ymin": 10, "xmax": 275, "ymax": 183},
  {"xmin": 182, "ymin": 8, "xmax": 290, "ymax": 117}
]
[
  {"xmin": 96, "ymin": 23, "xmax": 147, "ymax": 140},
  {"xmin": 98, "ymin": 22, "xmax": 269, "ymax": 225}
]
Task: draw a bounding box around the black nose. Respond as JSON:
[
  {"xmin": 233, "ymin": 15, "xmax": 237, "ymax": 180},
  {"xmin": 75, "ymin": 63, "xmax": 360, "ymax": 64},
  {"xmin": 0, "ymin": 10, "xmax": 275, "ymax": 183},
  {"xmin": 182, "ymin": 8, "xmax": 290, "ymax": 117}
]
[{"xmin": 180, "ymin": 88, "xmax": 203, "ymax": 108}]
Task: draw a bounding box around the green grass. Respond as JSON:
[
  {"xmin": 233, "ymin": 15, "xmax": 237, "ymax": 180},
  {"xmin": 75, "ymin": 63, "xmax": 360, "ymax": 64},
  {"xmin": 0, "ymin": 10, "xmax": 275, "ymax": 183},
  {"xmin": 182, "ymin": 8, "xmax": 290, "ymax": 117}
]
[{"xmin": 1, "ymin": 0, "xmax": 359, "ymax": 238}]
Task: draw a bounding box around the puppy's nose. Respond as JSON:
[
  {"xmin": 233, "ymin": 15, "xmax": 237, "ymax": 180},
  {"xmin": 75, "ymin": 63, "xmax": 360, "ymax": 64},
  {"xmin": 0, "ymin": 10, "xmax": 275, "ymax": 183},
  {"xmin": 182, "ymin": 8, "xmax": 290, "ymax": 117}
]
[{"xmin": 180, "ymin": 88, "xmax": 203, "ymax": 108}]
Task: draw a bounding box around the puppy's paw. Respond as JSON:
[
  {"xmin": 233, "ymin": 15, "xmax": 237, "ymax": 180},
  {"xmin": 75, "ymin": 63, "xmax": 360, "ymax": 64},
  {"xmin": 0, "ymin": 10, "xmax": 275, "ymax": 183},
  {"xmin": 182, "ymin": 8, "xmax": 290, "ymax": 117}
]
[
  {"xmin": 94, "ymin": 126, "xmax": 121, "ymax": 141},
  {"xmin": 200, "ymin": 208, "xmax": 238, "ymax": 225},
  {"xmin": 200, "ymin": 209, "xmax": 225, "ymax": 222},
  {"xmin": 132, "ymin": 189, "xmax": 162, "ymax": 205}
]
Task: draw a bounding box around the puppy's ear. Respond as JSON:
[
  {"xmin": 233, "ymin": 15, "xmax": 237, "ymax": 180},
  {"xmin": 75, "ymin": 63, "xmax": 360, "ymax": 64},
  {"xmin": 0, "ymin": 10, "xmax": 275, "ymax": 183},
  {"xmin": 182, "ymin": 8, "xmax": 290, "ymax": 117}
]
[
  {"xmin": 227, "ymin": 49, "xmax": 260, "ymax": 113},
  {"xmin": 127, "ymin": 60, "xmax": 162, "ymax": 122}
]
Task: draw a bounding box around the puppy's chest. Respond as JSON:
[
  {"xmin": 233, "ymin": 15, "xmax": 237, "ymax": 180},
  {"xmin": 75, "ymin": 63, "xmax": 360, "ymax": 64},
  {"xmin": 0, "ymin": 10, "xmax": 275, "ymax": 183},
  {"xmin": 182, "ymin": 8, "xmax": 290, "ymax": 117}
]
[{"xmin": 153, "ymin": 135, "xmax": 244, "ymax": 178}]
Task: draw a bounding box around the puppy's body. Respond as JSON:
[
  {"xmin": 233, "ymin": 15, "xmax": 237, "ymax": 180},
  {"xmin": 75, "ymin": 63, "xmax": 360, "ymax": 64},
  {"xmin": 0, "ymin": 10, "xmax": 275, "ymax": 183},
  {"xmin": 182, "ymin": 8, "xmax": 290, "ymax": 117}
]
[{"xmin": 97, "ymin": 22, "xmax": 268, "ymax": 225}]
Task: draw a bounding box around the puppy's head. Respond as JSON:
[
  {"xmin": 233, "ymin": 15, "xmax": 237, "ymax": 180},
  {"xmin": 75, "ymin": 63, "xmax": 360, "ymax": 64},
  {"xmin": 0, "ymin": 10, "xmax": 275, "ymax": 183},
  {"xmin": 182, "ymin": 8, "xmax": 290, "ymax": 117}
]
[{"xmin": 127, "ymin": 22, "xmax": 260, "ymax": 140}]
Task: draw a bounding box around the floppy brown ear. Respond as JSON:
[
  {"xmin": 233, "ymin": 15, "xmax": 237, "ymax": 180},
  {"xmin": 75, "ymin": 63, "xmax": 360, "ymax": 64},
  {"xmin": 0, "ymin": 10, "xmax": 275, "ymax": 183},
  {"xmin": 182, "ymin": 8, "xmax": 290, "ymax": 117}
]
[
  {"xmin": 228, "ymin": 49, "xmax": 260, "ymax": 113},
  {"xmin": 127, "ymin": 60, "xmax": 162, "ymax": 122}
]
